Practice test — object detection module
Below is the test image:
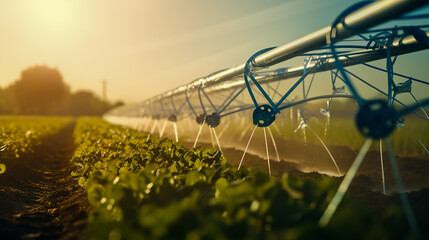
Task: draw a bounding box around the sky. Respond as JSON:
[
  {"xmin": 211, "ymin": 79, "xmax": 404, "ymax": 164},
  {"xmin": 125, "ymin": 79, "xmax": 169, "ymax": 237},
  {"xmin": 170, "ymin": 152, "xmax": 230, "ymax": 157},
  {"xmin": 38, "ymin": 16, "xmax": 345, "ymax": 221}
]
[{"xmin": 0, "ymin": 0, "xmax": 428, "ymax": 103}]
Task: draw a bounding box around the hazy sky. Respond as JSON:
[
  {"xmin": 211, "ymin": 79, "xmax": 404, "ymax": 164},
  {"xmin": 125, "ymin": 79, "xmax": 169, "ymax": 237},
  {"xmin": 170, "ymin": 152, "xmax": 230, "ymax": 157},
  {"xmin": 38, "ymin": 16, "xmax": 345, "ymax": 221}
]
[{"xmin": 0, "ymin": 0, "xmax": 428, "ymax": 103}]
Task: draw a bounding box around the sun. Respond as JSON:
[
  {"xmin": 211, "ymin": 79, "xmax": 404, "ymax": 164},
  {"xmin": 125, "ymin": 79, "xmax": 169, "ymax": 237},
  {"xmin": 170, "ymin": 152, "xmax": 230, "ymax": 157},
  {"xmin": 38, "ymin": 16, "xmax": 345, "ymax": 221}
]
[{"xmin": 23, "ymin": 0, "xmax": 79, "ymax": 36}]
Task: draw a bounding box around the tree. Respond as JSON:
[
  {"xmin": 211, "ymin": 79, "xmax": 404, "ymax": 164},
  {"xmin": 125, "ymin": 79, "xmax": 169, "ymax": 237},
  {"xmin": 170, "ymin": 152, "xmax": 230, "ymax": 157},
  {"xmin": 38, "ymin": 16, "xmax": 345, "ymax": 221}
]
[
  {"xmin": 68, "ymin": 90, "xmax": 105, "ymax": 116},
  {"xmin": 14, "ymin": 65, "xmax": 69, "ymax": 114},
  {"xmin": 0, "ymin": 86, "xmax": 18, "ymax": 114}
]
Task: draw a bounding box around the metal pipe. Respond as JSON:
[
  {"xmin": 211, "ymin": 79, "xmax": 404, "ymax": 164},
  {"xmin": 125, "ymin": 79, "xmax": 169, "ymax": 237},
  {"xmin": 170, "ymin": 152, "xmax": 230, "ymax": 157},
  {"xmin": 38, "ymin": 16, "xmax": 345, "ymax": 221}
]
[
  {"xmin": 174, "ymin": 31, "xmax": 429, "ymax": 96},
  {"xmin": 107, "ymin": 29, "xmax": 428, "ymax": 117},
  {"xmin": 147, "ymin": 0, "xmax": 427, "ymax": 103}
]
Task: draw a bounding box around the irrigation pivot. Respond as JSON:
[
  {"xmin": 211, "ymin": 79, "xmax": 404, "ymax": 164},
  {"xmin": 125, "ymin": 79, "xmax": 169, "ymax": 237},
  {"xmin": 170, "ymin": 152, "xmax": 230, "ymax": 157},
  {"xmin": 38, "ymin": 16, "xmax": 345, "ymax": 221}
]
[
  {"xmin": 105, "ymin": 0, "xmax": 429, "ymax": 233},
  {"xmin": 106, "ymin": 0, "xmax": 428, "ymax": 123}
]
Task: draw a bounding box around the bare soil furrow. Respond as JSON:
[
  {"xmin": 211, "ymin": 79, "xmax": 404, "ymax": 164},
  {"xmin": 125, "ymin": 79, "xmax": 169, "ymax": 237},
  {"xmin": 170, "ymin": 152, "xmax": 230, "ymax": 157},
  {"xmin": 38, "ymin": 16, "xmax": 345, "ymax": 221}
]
[{"xmin": 0, "ymin": 123, "xmax": 89, "ymax": 240}]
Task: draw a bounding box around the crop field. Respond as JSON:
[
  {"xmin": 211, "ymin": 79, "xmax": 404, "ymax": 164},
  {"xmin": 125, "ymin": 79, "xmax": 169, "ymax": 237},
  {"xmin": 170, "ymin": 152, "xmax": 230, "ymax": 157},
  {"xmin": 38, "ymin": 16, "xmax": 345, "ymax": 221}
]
[
  {"xmin": 1, "ymin": 1, "xmax": 429, "ymax": 239},
  {"xmin": 0, "ymin": 116, "xmax": 428, "ymax": 239},
  {"xmin": 0, "ymin": 116, "xmax": 72, "ymax": 158},
  {"xmin": 176, "ymin": 110, "xmax": 429, "ymax": 157}
]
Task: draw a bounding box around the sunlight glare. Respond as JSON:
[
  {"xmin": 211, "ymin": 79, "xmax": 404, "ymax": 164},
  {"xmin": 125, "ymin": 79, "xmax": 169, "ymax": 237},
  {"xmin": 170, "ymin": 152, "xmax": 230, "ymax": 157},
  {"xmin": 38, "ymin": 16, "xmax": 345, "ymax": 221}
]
[{"xmin": 24, "ymin": 0, "xmax": 79, "ymax": 36}]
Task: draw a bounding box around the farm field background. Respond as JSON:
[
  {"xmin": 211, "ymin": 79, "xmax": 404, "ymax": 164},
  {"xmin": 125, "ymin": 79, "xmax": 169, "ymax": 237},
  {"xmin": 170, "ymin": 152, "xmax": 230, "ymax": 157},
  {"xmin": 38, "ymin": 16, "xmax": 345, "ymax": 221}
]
[
  {"xmin": 163, "ymin": 103, "xmax": 429, "ymax": 158},
  {"xmin": 0, "ymin": 116, "xmax": 428, "ymax": 239},
  {"xmin": 1, "ymin": 1, "xmax": 428, "ymax": 239},
  {"xmin": 116, "ymin": 103, "xmax": 429, "ymax": 188}
]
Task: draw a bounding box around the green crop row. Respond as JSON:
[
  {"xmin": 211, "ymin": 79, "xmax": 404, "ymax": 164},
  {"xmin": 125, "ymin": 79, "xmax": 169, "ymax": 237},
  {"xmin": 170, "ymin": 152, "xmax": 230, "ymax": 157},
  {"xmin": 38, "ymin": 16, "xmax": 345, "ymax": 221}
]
[
  {"xmin": 72, "ymin": 117, "xmax": 419, "ymax": 240},
  {"xmin": 225, "ymin": 114, "xmax": 429, "ymax": 157},
  {"xmin": 0, "ymin": 116, "xmax": 73, "ymax": 173}
]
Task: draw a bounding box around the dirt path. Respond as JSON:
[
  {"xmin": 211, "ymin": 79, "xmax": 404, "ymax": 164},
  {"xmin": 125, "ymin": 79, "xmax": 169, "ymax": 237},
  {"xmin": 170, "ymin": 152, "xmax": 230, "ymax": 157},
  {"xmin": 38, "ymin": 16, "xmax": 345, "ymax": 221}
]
[{"xmin": 0, "ymin": 123, "xmax": 89, "ymax": 240}]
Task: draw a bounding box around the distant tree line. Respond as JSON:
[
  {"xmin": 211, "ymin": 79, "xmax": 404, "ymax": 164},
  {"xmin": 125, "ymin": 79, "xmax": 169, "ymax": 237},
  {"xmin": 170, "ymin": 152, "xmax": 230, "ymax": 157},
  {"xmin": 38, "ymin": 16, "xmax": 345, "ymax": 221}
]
[{"xmin": 0, "ymin": 65, "xmax": 123, "ymax": 116}]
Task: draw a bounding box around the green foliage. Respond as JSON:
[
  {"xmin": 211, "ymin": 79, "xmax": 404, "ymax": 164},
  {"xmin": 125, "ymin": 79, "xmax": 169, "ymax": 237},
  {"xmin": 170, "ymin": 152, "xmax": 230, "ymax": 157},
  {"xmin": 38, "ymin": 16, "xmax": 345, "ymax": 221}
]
[
  {"xmin": 73, "ymin": 118, "xmax": 421, "ymax": 240},
  {"xmin": 13, "ymin": 65, "xmax": 69, "ymax": 114},
  {"xmin": 0, "ymin": 116, "xmax": 72, "ymax": 173}
]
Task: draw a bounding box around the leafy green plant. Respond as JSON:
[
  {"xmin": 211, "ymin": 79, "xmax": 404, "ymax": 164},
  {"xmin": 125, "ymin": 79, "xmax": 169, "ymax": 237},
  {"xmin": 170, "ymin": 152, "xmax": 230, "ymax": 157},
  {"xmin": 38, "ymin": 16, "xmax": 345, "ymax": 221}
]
[
  {"xmin": 0, "ymin": 116, "xmax": 72, "ymax": 173},
  {"xmin": 72, "ymin": 117, "xmax": 422, "ymax": 240}
]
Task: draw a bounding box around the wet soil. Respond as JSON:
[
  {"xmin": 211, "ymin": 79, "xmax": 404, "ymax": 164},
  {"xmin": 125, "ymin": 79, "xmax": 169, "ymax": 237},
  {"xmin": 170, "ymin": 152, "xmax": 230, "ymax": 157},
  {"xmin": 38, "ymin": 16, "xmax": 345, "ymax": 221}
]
[
  {"xmin": 184, "ymin": 136, "xmax": 429, "ymax": 192},
  {"xmin": 0, "ymin": 123, "xmax": 89, "ymax": 240}
]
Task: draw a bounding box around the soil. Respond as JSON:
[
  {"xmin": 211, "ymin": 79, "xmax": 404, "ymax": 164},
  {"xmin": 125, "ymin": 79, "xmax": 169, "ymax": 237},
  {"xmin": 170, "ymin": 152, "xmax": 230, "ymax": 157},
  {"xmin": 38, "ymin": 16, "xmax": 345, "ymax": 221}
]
[
  {"xmin": 183, "ymin": 137, "xmax": 429, "ymax": 191},
  {"xmin": 0, "ymin": 123, "xmax": 89, "ymax": 240}
]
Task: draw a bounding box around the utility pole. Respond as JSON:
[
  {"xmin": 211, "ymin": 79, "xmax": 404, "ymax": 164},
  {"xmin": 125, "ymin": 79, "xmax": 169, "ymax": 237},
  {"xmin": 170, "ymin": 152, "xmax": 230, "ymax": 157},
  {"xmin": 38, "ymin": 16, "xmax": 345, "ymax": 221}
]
[{"xmin": 101, "ymin": 79, "xmax": 107, "ymax": 103}]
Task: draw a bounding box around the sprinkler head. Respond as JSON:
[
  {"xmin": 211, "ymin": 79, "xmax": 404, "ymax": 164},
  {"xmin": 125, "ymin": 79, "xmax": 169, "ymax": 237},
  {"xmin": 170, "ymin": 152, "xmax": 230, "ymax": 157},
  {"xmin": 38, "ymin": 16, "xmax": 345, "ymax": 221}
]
[
  {"xmin": 196, "ymin": 114, "xmax": 206, "ymax": 125},
  {"xmin": 355, "ymin": 99, "xmax": 397, "ymax": 139},
  {"xmin": 253, "ymin": 104, "xmax": 276, "ymax": 127},
  {"xmin": 206, "ymin": 113, "xmax": 220, "ymax": 128},
  {"xmin": 168, "ymin": 115, "xmax": 177, "ymax": 122}
]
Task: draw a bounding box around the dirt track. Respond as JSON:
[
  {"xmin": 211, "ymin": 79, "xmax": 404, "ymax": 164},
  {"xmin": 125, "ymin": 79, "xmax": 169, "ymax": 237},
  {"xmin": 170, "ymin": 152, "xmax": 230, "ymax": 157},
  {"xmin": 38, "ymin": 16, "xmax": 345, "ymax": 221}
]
[{"xmin": 0, "ymin": 123, "xmax": 89, "ymax": 240}]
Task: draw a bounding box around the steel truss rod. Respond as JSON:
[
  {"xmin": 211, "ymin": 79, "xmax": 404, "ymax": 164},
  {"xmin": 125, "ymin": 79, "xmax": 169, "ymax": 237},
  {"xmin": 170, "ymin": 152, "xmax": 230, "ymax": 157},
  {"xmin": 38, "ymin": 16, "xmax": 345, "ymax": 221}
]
[
  {"xmin": 144, "ymin": 0, "xmax": 427, "ymax": 105},
  {"xmin": 200, "ymin": 31, "xmax": 429, "ymax": 95}
]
